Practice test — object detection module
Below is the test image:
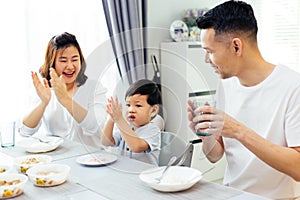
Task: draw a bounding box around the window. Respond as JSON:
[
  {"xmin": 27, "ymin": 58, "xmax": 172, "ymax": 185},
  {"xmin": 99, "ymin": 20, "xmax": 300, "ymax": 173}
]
[
  {"xmin": 0, "ymin": 0, "xmax": 117, "ymax": 123},
  {"xmin": 250, "ymin": 0, "xmax": 300, "ymax": 72}
]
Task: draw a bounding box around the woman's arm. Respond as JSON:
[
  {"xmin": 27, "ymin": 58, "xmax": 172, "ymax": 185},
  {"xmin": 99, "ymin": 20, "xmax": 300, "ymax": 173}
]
[
  {"xmin": 23, "ymin": 102, "xmax": 47, "ymax": 128},
  {"xmin": 49, "ymin": 69, "xmax": 107, "ymax": 135},
  {"xmin": 49, "ymin": 68, "xmax": 88, "ymax": 123},
  {"xmin": 23, "ymin": 71, "xmax": 51, "ymax": 128}
]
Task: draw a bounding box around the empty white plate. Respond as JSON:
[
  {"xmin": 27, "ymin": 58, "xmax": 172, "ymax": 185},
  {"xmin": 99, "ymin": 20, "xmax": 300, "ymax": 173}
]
[
  {"xmin": 76, "ymin": 153, "xmax": 117, "ymax": 166},
  {"xmin": 18, "ymin": 136, "xmax": 64, "ymax": 153}
]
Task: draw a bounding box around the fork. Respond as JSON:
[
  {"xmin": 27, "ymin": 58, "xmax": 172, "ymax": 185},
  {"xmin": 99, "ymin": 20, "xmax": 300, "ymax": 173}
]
[{"xmin": 155, "ymin": 156, "xmax": 177, "ymax": 183}]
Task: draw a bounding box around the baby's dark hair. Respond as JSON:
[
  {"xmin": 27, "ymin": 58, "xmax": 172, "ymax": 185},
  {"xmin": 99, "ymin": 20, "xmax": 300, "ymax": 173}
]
[{"xmin": 125, "ymin": 79, "xmax": 162, "ymax": 106}]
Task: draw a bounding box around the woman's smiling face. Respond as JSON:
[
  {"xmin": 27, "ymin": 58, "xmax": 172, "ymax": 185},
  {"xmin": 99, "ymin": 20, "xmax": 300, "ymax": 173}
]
[{"xmin": 54, "ymin": 45, "xmax": 81, "ymax": 85}]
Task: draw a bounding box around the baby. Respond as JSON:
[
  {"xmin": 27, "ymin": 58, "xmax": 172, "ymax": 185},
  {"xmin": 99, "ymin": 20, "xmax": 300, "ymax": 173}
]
[{"xmin": 101, "ymin": 79, "xmax": 161, "ymax": 165}]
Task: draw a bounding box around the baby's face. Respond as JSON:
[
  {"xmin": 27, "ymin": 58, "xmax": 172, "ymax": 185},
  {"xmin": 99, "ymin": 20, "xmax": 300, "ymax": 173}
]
[{"xmin": 125, "ymin": 94, "xmax": 154, "ymax": 128}]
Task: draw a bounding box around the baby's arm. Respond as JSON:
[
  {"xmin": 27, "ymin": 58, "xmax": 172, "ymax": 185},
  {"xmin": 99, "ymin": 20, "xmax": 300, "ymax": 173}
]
[
  {"xmin": 106, "ymin": 96, "xmax": 149, "ymax": 152},
  {"xmin": 116, "ymin": 118, "xmax": 149, "ymax": 153},
  {"xmin": 101, "ymin": 117, "xmax": 116, "ymax": 146}
]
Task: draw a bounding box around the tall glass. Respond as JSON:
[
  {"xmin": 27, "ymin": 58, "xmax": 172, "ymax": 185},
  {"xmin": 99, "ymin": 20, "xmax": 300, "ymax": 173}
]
[
  {"xmin": 0, "ymin": 121, "xmax": 16, "ymax": 148},
  {"xmin": 189, "ymin": 90, "xmax": 216, "ymax": 136}
]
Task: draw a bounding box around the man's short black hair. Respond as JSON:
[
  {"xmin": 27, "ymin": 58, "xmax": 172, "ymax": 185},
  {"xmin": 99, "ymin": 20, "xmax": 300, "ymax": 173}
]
[{"xmin": 196, "ymin": 0, "xmax": 257, "ymax": 40}]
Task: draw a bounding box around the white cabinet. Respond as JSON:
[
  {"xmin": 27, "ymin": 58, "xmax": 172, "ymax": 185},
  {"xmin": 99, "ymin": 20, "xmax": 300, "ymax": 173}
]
[
  {"xmin": 160, "ymin": 42, "xmax": 219, "ymax": 140},
  {"xmin": 160, "ymin": 42, "xmax": 225, "ymax": 182}
]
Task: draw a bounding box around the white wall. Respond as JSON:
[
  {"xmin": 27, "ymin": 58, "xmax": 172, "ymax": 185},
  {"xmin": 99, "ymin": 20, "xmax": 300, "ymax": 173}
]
[
  {"xmin": 146, "ymin": 0, "xmax": 260, "ymax": 62},
  {"xmin": 146, "ymin": 0, "xmax": 222, "ymax": 60}
]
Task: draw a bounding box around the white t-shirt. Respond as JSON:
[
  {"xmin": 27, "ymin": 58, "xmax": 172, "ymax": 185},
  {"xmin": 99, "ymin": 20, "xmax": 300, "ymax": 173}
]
[
  {"xmin": 216, "ymin": 65, "xmax": 300, "ymax": 199},
  {"xmin": 113, "ymin": 123, "xmax": 161, "ymax": 166},
  {"xmin": 20, "ymin": 79, "xmax": 107, "ymax": 148}
]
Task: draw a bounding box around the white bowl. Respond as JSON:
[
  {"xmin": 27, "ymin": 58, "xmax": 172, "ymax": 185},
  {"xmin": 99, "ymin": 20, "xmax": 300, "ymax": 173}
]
[
  {"xmin": 0, "ymin": 165, "xmax": 12, "ymax": 175},
  {"xmin": 139, "ymin": 166, "xmax": 203, "ymax": 192},
  {"xmin": 0, "ymin": 173, "xmax": 28, "ymax": 199},
  {"xmin": 26, "ymin": 164, "xmax": 70, "ymax": 187},
  {"xmin": 14, "ymin": 155, "xmax": 52, "ymax": 174}
]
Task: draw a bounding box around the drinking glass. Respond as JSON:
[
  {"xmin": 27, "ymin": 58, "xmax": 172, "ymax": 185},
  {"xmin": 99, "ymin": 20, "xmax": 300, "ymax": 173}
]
[
  {"xmin": 189, "ymin": 90, "xmax": 216, "ymax": 136},
  {"xmin": 0, "ymin": 121, "xmax": 16, "ymax": 148}
]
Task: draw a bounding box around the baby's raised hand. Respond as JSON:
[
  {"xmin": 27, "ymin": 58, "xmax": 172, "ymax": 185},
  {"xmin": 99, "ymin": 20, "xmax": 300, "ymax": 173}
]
[{"xmin": 106, "ymin": 96, "xmax": 123, "ymax": 122}]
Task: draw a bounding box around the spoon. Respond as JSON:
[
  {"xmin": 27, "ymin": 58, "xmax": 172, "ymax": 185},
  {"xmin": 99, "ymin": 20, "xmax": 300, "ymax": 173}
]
[
  {"xmin": 31, "ymin": 136, "xmax": 51, "ymax": 143},
  {"xmin": 155, "ymin": 156, "xmax": 177, "ymax": 183},
  {"xmin": 176, "ymin": 143, "xmax": 192, "ymax": 166},
  {"xmin": 189, "ymin": 165, "xmax": 216, "ymax": 182}
]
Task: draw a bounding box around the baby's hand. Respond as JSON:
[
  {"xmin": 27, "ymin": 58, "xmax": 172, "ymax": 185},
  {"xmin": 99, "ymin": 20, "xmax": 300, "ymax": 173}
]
[{"xmin": 106, "ymin": 96, "xmax": 123, "ymax": 122}]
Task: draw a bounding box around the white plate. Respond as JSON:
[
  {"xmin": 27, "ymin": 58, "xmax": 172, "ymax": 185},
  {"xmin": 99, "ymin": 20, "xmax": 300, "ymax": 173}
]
[
  {"xmin": 76, "ymin": 153, "xmax": 117, "ymax": 166},
  {"xmin": 170, "ymin": 20, "xmax": 189, "ymax": 42},
  {"xmin": 139, "ymin": 166, "xmax": 202, "ymax": 192},
  {"xmin": 17, "ymin": 136, "xmax": 64, "ymax": 153}
]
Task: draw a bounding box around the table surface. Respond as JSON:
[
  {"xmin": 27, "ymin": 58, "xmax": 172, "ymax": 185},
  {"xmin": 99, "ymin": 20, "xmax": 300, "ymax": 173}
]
[{"xmin": 0, "ymin": 140, "xmax": 269, "ymax": 200}]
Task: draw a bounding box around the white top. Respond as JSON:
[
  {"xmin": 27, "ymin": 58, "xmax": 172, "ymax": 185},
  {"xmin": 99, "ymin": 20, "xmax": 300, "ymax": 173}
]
[
  {"xmin": 20, "ymin": 79, "xmax": 107, "ymax": 148},
  {"xmin": 113, "ymin": 123, "xmax": 161, "ymax": 166},
  {"xmin": 216, "ymin": 65, "xmax": 300, "ymax": 199}
]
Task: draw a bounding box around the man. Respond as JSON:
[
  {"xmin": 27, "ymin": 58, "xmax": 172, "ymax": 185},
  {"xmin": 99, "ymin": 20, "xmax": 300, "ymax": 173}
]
[{"xmin": 187, "ymin": 1, "xmax": 300, "ymax": 199}]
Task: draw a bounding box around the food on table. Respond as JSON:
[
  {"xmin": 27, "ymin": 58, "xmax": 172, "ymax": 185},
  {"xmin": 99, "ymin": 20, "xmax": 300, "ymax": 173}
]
[
  {"xmin": 20, "ymin": 157, "xmax": 40, "ymax": 165},
  {"xmin": 26, "ymin": 164, "xmax": 70, "ymax": 187},
  {"xmin": 14, "ymin": 155, "xmax": 52, "ymax": 174},
  {"xmin": 34, "ymin": 171, "xmax": 59, "ymax": 186},
  {"xmin": 0, "ymin": 168, "xmax": 6, "ymax": 173},
  {"xmin": 0, "ymin": 176, "xmax": 24, "ymax": 198},
  {"xmin": 159, "ymin": 176, "xmax": 189, "ymax": 185},
  {"xmin": 35, "ymin": 178, "xmax": 54, "ymax": 186},
  {"xmin": 1, "ymin": 187, "xmax": 22, "ymax": 198}
]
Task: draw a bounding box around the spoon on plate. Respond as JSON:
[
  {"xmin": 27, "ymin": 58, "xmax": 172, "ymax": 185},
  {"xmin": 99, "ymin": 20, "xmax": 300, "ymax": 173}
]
[
  {"xmin": 31, "ymin": 137, "xmax": 51, "ymax": 143},
  {"xmin": 189, "ymin": 165, "xmax": 216, "ymax": 182},
  {"xmin": 155, "ymin": 156, "xmax": 177, "ymax": 183}
]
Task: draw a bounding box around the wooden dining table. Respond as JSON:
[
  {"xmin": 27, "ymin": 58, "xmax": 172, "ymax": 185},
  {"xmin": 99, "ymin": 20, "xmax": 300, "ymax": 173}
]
[{"xmin": 0, "ymin": 139, "xmax": 270, "ymax": 200}]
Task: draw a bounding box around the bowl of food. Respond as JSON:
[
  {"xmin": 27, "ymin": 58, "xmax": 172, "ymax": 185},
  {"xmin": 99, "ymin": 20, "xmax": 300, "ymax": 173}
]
[
  {"xmin": 14, "ymin": 155, "xmax": 52, "ymax": 174},
  {"xmin": 0, "ymin": 165, "xmax": 12, "ymax": 175},
  {"xmin": 139, "ymin": 166, "xmax": 203, "ymax": 192},
  {"xmin": 0, "ymin": 173, "xmax": 28, "ymax": 199},
  {"xmin": 26, "ymin": 164, "xmax": 70, "ymax": 187}
]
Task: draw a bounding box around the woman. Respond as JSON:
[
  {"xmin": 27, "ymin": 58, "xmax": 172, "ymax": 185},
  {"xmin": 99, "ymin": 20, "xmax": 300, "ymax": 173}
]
[{"xmin": 20, "ymin": 32, "xmax": 107, "ymax": 148}]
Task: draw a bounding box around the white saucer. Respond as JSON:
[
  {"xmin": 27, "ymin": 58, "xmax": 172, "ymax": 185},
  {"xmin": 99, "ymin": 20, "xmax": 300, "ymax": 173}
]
[
  {"xmin": 18, "ymin": 136, "xmax": 64, "ymax": 153},
  {"xmin": 76, "ymin": 153, "xmax": 117, "ymax": 166}
]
